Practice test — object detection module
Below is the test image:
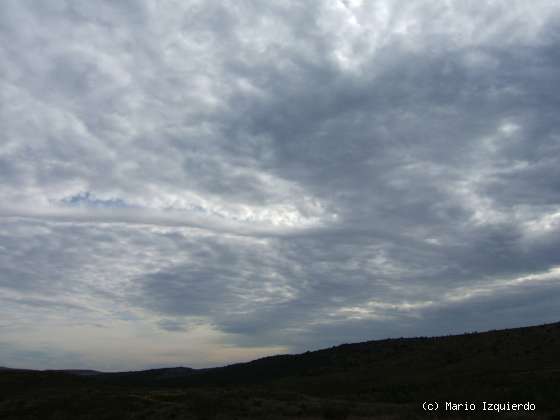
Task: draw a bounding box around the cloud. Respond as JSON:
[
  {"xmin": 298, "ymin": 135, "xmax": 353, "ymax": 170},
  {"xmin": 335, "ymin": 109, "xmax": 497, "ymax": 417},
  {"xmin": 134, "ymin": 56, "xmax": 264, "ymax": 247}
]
[{"xmin": 1, "ymin": 0, "xmax": 560, "ymax": 369}]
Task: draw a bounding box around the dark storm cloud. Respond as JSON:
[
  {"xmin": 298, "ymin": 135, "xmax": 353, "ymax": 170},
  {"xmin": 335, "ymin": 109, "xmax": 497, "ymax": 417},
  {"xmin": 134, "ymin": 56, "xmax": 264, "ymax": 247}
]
[
  {"xmin": 138, "ymin": 270, "xmax": 236, "ymax": 317},
  {"xmin": 300, "ymin": 270, "xmax": 560, "ymax": 351},
  {"xmin": 1, "ymin": 0, "xmax": 560, "ymax": 368}
]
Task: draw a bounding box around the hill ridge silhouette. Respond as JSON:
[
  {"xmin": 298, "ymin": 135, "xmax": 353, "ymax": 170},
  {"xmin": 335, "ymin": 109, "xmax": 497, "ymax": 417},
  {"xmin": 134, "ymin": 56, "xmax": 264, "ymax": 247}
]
[{"xmin": 2, "ymin": 321, "xmax": 559, "ymax": 419}]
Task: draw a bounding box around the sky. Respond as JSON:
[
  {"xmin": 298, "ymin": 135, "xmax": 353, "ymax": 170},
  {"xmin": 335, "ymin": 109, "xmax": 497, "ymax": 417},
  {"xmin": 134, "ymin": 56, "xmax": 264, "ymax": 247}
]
[{"xmin": 1, "ymin": 0, "xmax": 560, "ymax": 371}]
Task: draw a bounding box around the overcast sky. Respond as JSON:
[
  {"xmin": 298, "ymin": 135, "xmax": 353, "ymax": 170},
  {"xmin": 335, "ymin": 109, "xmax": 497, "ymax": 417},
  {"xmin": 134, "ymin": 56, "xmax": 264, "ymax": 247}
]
[{"xmin": 1, "ymin": 0, "xmax": 560, "ymax": 371}]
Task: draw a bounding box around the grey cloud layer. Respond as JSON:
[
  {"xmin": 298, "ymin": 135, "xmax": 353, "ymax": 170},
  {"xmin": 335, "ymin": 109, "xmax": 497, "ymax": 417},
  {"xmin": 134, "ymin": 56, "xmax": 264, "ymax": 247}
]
[{"xmin": 1, "ymin": 0, "xmax": 560, "ymax": 369}]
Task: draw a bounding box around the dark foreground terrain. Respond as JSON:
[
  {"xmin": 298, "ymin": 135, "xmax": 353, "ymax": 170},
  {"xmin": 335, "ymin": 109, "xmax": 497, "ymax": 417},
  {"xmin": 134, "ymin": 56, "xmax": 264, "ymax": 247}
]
[{"xmin": 2, "ymin": 322, "xmax": 560, "ymax": 419}]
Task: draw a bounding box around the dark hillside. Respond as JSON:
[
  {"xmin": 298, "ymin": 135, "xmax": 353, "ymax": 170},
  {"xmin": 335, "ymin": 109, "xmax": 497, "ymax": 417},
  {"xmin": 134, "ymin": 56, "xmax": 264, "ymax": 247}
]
[{"xmin": 2, "ymin": 322, "xmax": 559, "ymax": 419}]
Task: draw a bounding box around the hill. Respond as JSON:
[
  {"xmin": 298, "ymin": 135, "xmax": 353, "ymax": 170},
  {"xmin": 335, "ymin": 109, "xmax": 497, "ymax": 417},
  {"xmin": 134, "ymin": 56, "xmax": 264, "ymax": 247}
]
[{"xmin": 1, "ymin": 322, "xmax": 559, "ymax": 419}]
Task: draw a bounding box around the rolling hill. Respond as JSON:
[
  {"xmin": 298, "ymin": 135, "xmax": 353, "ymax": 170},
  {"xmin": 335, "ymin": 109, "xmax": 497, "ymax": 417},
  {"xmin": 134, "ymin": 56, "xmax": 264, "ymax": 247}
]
[{"xmin": 1, "ymin": 322, "xmax": 559, "ymax": 419}]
